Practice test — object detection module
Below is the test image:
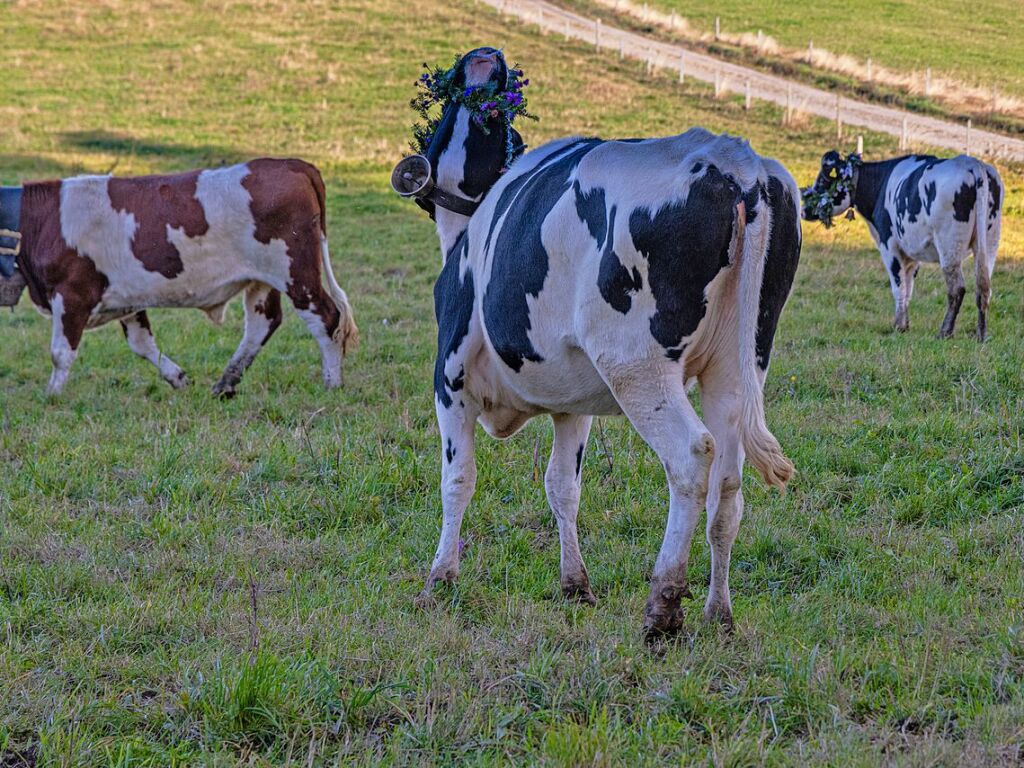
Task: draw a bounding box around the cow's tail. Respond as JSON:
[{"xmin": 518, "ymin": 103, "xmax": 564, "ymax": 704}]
[
  {"xmin": 972, "ymin": 163, "xmax": 991, "ymax": 284},
  {"xmin": 735, "ymin": 190, "xmax": 794, "ymax": 490},
  {"xmin": 320, "ymin": 235, "xmax": 359, "ymax": 355},
  {"xmin": 305, "ymin": 163, "xmax": 359, "ymax": 354}
]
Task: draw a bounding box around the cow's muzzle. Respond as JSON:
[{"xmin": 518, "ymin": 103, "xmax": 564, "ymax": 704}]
[{"xmin": 390, "ymin": 154, "xmax": 480, "ymax": 217}]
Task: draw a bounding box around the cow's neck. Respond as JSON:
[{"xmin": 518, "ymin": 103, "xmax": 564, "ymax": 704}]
[{"xmin": 852, "ymin": 158, "xmax": 903, "ymax": 218}]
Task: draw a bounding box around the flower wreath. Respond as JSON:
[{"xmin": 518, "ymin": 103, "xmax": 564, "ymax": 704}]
[
  {"xmin": 410, "ymin": 55, "xmax": 537, "ymax": 170},
  {"xmin": 803, "ymin": 153, "xmax": 862, "ymax": 228}
]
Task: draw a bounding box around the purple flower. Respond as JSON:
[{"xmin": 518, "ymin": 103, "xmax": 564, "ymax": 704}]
[{"xmin": 464, "ymin": 86, "xmax": 476, "ymax": 98}]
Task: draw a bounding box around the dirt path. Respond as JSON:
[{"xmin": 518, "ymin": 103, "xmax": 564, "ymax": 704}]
[{"xmin": 482, "ymin": 0, "xmax": 1024, "ymax": 162}]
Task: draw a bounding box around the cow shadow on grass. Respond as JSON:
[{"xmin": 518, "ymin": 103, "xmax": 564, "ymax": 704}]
[
  {"xmin": 59, "ymin": 130, "xmax": 251, "ymax": 172},
  {"xmin": 0, "ymin": 154, "xmax": 87, "ymax": 184}
]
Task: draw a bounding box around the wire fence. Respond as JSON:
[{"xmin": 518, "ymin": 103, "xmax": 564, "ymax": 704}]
[{"xmin": 481, "ymin": 0, "xmax": 1024, "ymax": 162}]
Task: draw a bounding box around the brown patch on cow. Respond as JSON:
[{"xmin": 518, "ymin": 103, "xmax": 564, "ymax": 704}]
[
  {"xmin": 18, "ymin": 181, "xmax": 108, "ymax": 346},
  {"xmin": 107, "ymin": 171, "xmax": 209, "ymax": 279},
  {"xmin": 255, "ymin": 289, "xmax": 283, "ymax": 346},
  {"xmin": 242, "ymin": 158, "xmax": 340, "ymax": 332}
]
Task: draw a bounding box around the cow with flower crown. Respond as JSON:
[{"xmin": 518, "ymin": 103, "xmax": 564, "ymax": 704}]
[{"xmin": 392, "ymin": 48, "xmax": 803, "ymax": 640}]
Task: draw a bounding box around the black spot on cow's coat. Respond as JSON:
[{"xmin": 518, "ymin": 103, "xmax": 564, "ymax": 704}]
[
  {"xmin": 889, "ymin": 256, "xmax": 901, "ymax": 287},
  {"xmin": 434, "ymin": 235, "xmax": 474, "ymax": 408},
  {"xmin": 629, "ymin": 165, "xmax": 739, "ymax": 361},
  {"xmin": 923, "ymin": 181, "xmax": 937, "ymax": 215},
  {"xmin": 575, "ymin": 444, "xmax": 584, "ymax": 477},
  {"xmin": 483, "ymin": 140, "xmax": 602, "ymax": 372},
  {"xmin": 952, "ymin": 180, "xmax": 977, "ymax": 223},
  {"xmin": 446, "ymin": 438, "xmax": 456, "ymax": 464},
  {"xmin": 987, "ymin": 171, "xmax": 1001, "ymax": 221},
  {"xmin": 598, "ymin": 205, "xmax": 643, "ymax": 314},
  {"xmin": 755, "ymin": 176, "xmax": 802, "ymax": 370},
  {"xmin": 893, "ymin": 159, "xmax": 938, "ymax": 237},
  {"xmin": 574, "ymin": 180, "xmax": 607, "ymax": 248}
]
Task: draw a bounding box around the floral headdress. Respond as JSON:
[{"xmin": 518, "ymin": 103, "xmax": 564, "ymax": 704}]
[
  {"xmin": 410, "ymin": 54, "xmax": 536, "ymax": 170},
  {"xmin": 803, "ymin": 153, "xmax": 862, "ymax": 228}
]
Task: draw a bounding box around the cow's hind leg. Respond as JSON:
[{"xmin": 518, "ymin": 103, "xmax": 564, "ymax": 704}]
[
  {"xmin": 213, "ymin": 283, "xmax": 283, "ymax": 397},
  {"xmin": 938, "ymin": 261, "xmax": 966, "ymax": 339},
  {"xmin": 46, "ymin": 292, "xmax": 89, "ymax": 396},
  {"xmin": 546, "ymin": 413, "xmax": 596, "ymax": 604},
  {"xmin": 289, "ymin": 287, "xmax": 344, "ymax": 389},
  {"xmin": 697, "ymin": 370, "xmax": 746, "ymax": 630},
  {"xmin": 121, "ymin": 312, "xmax": 187, "ymax": 389},
  {"xmin": 417, "ymin": 395, "xmax": 481, "ymax": 607},
  {"xmin": 601, "ymin": 361, "xmax": 714, "ymax": 641}
]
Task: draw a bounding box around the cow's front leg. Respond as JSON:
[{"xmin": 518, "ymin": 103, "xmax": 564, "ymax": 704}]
[
  {"xmin": 46, "ymin": 293, "xmax": 88, "ymax": 396},
  {"xmin": 416, "ymin": 395, "xmax": 480, "ymax": 607},
  {"xmin": 214, "ymin": 283, "xmax": 282, "ymax": 397},
  {"xmin": 546, "ymin": 413, "xmax": 596, "ymax": 605},
  {"xmin": 121, "ymin": 312, "xmax": 187, "ymax": 389},
  {"xmin": 882, "ymin": 251, "xmax": 909, "ymax": 332}
]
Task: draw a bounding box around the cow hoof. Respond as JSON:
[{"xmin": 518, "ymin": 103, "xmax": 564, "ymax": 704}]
[
  {"xmin": 561, "ymin": 579, "xmax": 597, "ymax": 606},
  {"xmin": 413, "ymin": 591, "xmax": 437, "ymax": 610},
  {"xmin": 703, "ymin": 604, "xmax": 735, "ymax": 633},
  {"xmin": 643, "ymin": 608, "xmax": 686, "ymax": 645},
  {"xmin": 212, "ymin": 382, "xmax": 237, "ymax": 399},
  {"xmin": 167, "ymin": 371, "xmax": 189, "ymax": 389}
]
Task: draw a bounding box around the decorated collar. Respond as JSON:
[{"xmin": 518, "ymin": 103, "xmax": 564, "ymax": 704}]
[
  {"xmin": 410, "ymin": 55, "xmax": 535, "ymax": 171},
  {"xmin": 804, "ymin": 153, "xmax": 861, "ymax": 228}
]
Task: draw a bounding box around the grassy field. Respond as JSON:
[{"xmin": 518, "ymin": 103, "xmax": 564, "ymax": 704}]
[
  {"xmin": 609, "ymin": 0, "xmax": 1024, "ymax": 99},
  {"xmin": 1, "ymin": 0, "xmax": 1023, "ymax": 765}
]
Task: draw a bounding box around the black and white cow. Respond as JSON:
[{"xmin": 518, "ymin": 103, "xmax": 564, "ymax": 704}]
[
  {"xmin": 395, "ymin": 48, "xmax": 802, "ymax": 639},
  {"xmin": 803, "ymin": 151, "xmax": 1003, "ymax": 339}
]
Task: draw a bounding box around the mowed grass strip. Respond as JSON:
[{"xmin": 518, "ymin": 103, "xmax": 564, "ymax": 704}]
[{"xmin": 1, "ymin": 0, "xmax": 1023, "ymax": 764}]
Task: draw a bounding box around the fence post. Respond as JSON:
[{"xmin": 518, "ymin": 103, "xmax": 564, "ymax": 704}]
[
  {"xmin": 856, "ymin": 134, "xmax": 864, "ymax": 156},
  {"xmin": 595, "ymin": 18, "xmax": 601, "ymax": 48},
  {"xmin": 807, "ymin": 40, "xmax": 814, "ymax": 64},
  {"xmin": 670, "ymin": 10, "xmax": 677, "ymax": 29},
  {"xmin": 745, "ymin": 79, "xmax": 751, "ymax": 110},
  {"xmin": 785, "ymin": 83, "xmax": 792, "ymax": 126},
  {"xmin": 966, "ymin": 119, "xmax": 972, "ymax": 155},
  {"xmin": 924, "ymin": 67, "xmax": 931, "ymax": 96},
  {"xmin": 619, "ymin": 38, "xmax": 624, "ymax": 60},
  {"xmin": 714, "ymin": 16, "xmax": 720, "ymax": 40},
  {"xmin": 678, "ymin": 51, "xmax": 685, "ymax": 83},
  {"xmin": 835, "ymin": 94, "xmax": 842, "ymax": 140},
  {"xmin": 757, "ymin": 29, "xmax": 764, "ymax": 51},
  {"xmin": 990, "ymin": 85, "xmax": 997, "ymax": 117},
  {"xmin": 564, "ymin": 18, "xmax": 570, "ymax": 41},
  {"xmin": 866, "ymin": 57, "xmax": 872, "ymax": 83}
]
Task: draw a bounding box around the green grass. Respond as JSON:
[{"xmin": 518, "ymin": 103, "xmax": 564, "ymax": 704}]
[
  {"xmin": 1, "ymin": 0, "xmax": 1023, "ymax": 764},
  {"xmin": 612, "ymin": 0, "xmax": 1024, "ymax": 98}
]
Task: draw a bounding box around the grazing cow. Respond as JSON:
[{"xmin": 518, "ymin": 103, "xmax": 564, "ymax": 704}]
[
  {"xmin": 802, "ymin": 151, "xmax": 1002, "ymax": 340},
  {"xmin": 0, "ymin": 158, "xmax": 358, "ymax": 395},
  {"xmin": 393, "ymin": 48, "xmax": 802, "ymax": 639}
]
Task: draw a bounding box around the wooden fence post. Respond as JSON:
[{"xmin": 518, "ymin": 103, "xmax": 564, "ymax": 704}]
[
  {"xmin": 714, "ymin": 16, "xmax": 720, "ymax": 40},
  {"xmin": 785, "ymin": 84, "xmax": 792, "ymax": 126},
  {"xmin": 900, "ymin": 117, "xmax": 908, "ymax": 150},
  {"xmin": 924, "ymin": 67, "xmax": 931, "ymax": 96},
  {"xmin": 619, "ymin": 38, "xmax": 625, "ymax": 60},
  {"xmin": 564, "ymin": 18, "xmax": 570, "ymax": 41},
  {"xmin": 807, "ymin": 40, "xmax": 814, "ymax": 64},
  {"xmin": 678, "ymin": 51, "xmax": 685, "ymax": 83},
  {"xmin": 744, "ymin": 79, "xmax": 751, "ymax": 109},
  {"xmin": 714, "ymin": 69, "xmax": 721, "ymax": 97},
  {"xmin": 595, "ymin": 19, "xmax": 601, "ymax": 48},
  {"xmin": 835, "ymin": 95, "xmax": 842, "ymax": 140},
  {"xmin": 966, "ymin": 119, "xmax": 972, "ymax": 155},
  {"xmin": 856, "ymin": 135, "xmax": 864, "ymax": 156},
  {"xmin": 866, "ymin": 57, "xmax": 872, "ymax": 83}
]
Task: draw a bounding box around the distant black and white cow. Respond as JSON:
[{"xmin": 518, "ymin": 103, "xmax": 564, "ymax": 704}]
[
  {"xmin": 393, "ymin": 48, "xmax": 802, "ymax": 639},
  {"xmin": 0, "ymin": 159, "xmax": 358, "ymax": 395},
  {"xmin": 803, "ymin": 151, "xmax": 1002, "ymax": 339}
]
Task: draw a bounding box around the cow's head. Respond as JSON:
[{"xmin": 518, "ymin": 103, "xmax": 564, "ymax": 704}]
[
  {"xmin": 802, "ymin": 150, "xmax": 861, "ymax": 227},
  {"xmin": 392, "ymin": 48, "xmax": 531, "ymax": 221}
]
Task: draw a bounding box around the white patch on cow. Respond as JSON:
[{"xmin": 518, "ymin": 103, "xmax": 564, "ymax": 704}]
[
  {"xmin": 58, "ymin": 163, "xmax": 290, "ymax": 315},
  {"xmin": 435, "ymin": 111, "xmax": 472, "ymax": 258},
  {"xmin": 46, "ymin": 293, "xmax": 77, "ymax": 395}
]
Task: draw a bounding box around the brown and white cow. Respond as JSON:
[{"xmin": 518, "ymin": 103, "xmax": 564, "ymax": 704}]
[{"xmin": 1, "ymin": 158, "xmax": 358, "ymax": 395}]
